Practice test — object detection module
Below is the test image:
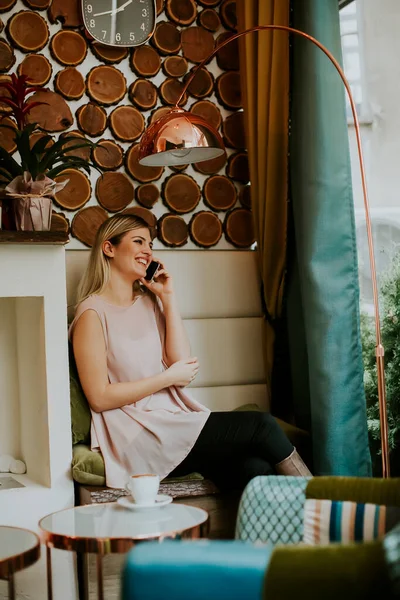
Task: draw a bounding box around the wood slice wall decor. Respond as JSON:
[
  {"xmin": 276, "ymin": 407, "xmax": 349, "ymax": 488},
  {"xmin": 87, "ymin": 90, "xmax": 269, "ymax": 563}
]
[
  {"xmin": 54, "ymin": 169, "xmax": 92, "ymax": 210},
  {"xmin": 86, "ymin": 66, "xmax": 127, "ymax": 106},
  {"xmin": 26, "ymin": 90, "xmax": 73, "ymax": 131},
  {"xmin": 189, "ymin": 211, "xmax": 222, "ymax": 247},
  {"xmin": 0, "ymin": 1, "xmax": 254, "ymax": 249},
  {"xmin": 0, "ymin": 73, "xmax": 11, "ymax": 111},
  {"xmin": 50, "ymin": 30, "xmax": 87, "ymax": 66},
  {"xmin": 198, "ymin": 8, "xmax": 221, "ymax": 32},
  {"xmin": 17, "ymin": 53, "xmax": 52, "ymax": 85},
  {"xmin": 96, "ymin": 171, "xmax": 134, "ymax": 212},
  {"xmin": 48, "ymin": 0, "xmax": 82, "ymax": 28},
  {"xmin": 0, "ymin": 39, "xmax": 14, "ymax": 71},
  {"xmin": 92, "ymin": 139, "xmax": 124, "ymax": 171},
  {"xmin": 158, "ymin": 213, "xmax": 188, "ymax": 247},
  {"xmin": 54, "ymin": 67, "xmax": 85, "ymax": 100},
  {"xmin": 62, "ymin": 130, "xmax": 91, "ymax": 161},
  {"xmin": 0, "ymin": 115, "xmax": 16, "ymax": 152},
  {"xmin": 6, "ymin": 10, "xmax": 49, "ymax": 52},
  {"xmin": 136, "ymin": 183, "xmax": 160, "ymax": 208}
]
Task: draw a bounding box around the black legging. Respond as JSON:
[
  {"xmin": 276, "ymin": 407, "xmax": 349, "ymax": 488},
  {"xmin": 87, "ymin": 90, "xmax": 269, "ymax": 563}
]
[{"xmin": 169, "ymin": 411, "xmax": 294, "ymax": 492}]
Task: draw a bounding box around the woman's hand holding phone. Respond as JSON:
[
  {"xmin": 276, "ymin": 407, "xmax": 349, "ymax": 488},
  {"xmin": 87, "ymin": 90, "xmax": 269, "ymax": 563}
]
[
  {"xmin": 166, "ymin": 357, "xmax": 199, "ymax": 387},
  {"xmin": 140, "ymin": 259, "xmax": 174, "ymax": 301}
]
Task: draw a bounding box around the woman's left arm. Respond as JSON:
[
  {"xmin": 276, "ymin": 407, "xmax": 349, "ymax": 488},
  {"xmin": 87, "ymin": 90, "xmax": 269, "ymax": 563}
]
[{"xmin": 141, "ymin": 262, "xmax": 192, "ymax": 364}]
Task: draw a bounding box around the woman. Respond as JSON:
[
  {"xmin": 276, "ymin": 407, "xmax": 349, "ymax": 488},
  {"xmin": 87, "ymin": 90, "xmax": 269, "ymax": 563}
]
[{"xmin": 70, "ymin": 212, "xmax": 311, "ymax": 490}]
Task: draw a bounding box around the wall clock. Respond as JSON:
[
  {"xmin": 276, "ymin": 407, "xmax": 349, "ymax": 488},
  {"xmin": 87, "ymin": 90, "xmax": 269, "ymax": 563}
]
[{"xmin": 82, "ymin": 0, "xmax": 156, "ymax": 47}]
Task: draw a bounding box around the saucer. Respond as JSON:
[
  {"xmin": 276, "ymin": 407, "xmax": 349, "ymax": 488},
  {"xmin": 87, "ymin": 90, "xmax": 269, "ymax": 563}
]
[{"xmin": 117, "ymin": 494, "xmax": 172, "ymax": 511}]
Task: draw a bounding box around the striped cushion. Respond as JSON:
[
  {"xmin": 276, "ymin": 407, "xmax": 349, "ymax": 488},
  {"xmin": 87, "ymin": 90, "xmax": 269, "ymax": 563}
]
[{"xmin": 303, "ymin": 499, "xmax": 400, "ymax": 545}]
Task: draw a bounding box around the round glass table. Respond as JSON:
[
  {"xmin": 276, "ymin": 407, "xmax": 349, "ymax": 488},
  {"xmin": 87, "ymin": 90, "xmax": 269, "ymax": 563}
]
[
  {"xmin": 39, "ymin": 501, "xmax": 209, "ymax": 600},
  {"xmin": 0, "ymin": 526, "xmax": 41, "ymax": 600}
]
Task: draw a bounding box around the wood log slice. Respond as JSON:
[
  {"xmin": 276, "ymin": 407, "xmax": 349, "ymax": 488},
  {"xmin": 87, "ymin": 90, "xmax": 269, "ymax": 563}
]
[
  {"xmin": 189, "ymin": 210, "xmax": 222, "ymax": 247},
  {"xmin": 239, "ymin": 185, "xmax": 251, "ymax": 209},
  {"xmin": 0, "ymin": 116, "xmax": 16, "ymax": 153},
  {"xmin": 92, "ymin": 139, "xmax": 123, "ymax": 171},
  {"xmin": 48, "ymin": 0, "xmax": 82, "ymax": 27},
  {"xmin": 193, "ymin": 152, "xmax": 226, "ymax": 175},
  {"xmin": 203, "ymin": 175, "xmax": 236, "ymax": 212},
  {"xmin": 216, "ymin": 32, "xmax": 239, "ymax": 71},
  {"xmin": 216, "ymin": 71, "xmax": 242, "ymax": 110},
  {"xmin": 6, "ymin": 11, "xmax": 49, "ymax": 52},
  {"xmin": 222, "ymin": 110, "xmax": 246, "ymax": 149},
  {"xmin": 156, "ymin": 0, "xmax": 164, "ymax": 15},
  {"xmin": 151, "ymin": 21, "xmax": 181, "ymax": 55},
  {"xmin": 120, "ymin": 205, "xmax": 157, "ymax": 229},
  {"xmin": 29, "ymin": 130, "xmax": 53, "ymax": 151},
  {"xmin": 54, "ymin": 169, "xmax": 92, "ymax": 211},
  {"xmin": 0, "ymin": 74, "xmax": 12, "ymax": 112},
  {"xmin": 226, "ymin": 151, "xmax": 249, "ymax": 184},
  {"xmin": 0, "ymin": 39, "xmax": 15, "ymax": 72},
  {"xmin": 129, "ymin": 79, "xmax": 157, "ymax": 111},
  {"xmin": 184, "ymin": 67, "xmax": 214, "ymax": 99},
  {"xmin": 0, "ymin": 0, "xmax": 16, "ymax": 12},
  {"xmin": 91, "ymin": 43, "xmax": 128, "ymax": 65},
  {"xmin": 50, "ymin": 30, "xmax": 87, "ymax": 66},
  {"xmin": 54, "ymin": 67, "xmax": 85, "ymax": 100},
  {"xmin": 148, "ymin": 106, "xmax": 171, "ymax": 125},
  {"xmin": 50, "ymin": 210, "xmax": 69, "ymax": 233},
  {"xmin": 198, "ymin": 0, "xmax": 220, "ymax": 6},
  {"xmin": 130, "ymin": 45, "xmax": 161, "ymax": 77},
  {"xmin": 135, "ymin": 183, "xmax": 160, "ymax": 208},
  {"xmin": 157, "ymin": 213, "xmax": 188, "ymax": 247},
  {"xmin": 86, "ymin": 65, "xmax": 126, "ymax": 106},
  {"xmin": 181, "ymin": 27, "xmax": 215, "ymax": 64},
  {"xmin": 109, "ymin": 106, "xmax": 145, "ymax": 142},
  {"xmin": 76, "ymin": 103, "xmax": 107, "ymax": 137},
  {"xmin": 224, "ymin": 207, "xmax": 254, "ymax": 247},
  {"xmin": 125, "ymin": 143, "xmax": 164, "ymax": 183},
  {"xmin": 26, "ymin": 90, "xmax": 73, "ymax": 132},
  {"xmin": 23, "ymin": 0, "xmax": 51, "ymax": 9},
  {"xmin": 162, "ymin": 56, "xmax": 188, "ymax": 78},
  {"xmin": 166, "ymin": 0, "xmax": 197, "ymax": 26},
  {"xmin": 71, "ymin": 206, "xmax": 109, "ymax": 247},
  {"xmin": 61, "ymin": 130, "xmax": 91, "ymax": 161},
  {"xmin": 197, "ymin": 8, "xmax": 220, "ymax": 32},
  {"xmin": 159, "ymin": 78, "xmax": 187, "ymax": 106},
  {"xmin": 96, "ymin": 171, "xmax": 134, "ymax": 212},
  {"xmin": 190, "ymin": 100, "xmax": 221, "ymax": 130},
  {"xmin": 220, "ymin": 0, "xmax": 237, "ymax": 31},
  {"xmin": 17, "ymin": 53, "xmax": 52, "ymax": 86},
  {"xmin": 169, "ymin": 164, "xmax": 188, "ymax": 173},
  {"xmin": 162, "ymin": 173, "xmax": 201, "ymax": 214}
]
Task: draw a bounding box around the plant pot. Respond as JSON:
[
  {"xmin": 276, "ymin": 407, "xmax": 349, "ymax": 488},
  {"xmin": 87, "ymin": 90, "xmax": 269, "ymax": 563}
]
[{"xmin": 11, "ymin": 196, "xmax": 52, "ymax": 231}]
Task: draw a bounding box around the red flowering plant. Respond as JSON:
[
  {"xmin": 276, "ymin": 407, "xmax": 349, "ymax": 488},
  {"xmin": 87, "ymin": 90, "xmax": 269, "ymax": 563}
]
[{"xmin": 0, "ymin": 74, "xmax": 99, "ymax": 230}]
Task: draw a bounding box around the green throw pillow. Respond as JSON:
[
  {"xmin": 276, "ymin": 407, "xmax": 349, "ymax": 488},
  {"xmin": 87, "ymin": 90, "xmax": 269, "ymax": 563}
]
[{"xmin": 69, "ymin": 345, "xmax": 91, "ymax": 446}]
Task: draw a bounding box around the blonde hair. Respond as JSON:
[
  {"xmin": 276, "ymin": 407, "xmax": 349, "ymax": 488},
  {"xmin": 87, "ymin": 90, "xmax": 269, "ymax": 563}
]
[{"xmin": 75, "ymin": 214, "xmax": 153, "ymax": 306}]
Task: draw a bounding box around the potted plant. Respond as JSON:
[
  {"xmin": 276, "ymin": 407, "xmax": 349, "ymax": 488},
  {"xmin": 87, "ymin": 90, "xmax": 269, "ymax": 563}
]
[{"xmin": 0, "ymin": 74, "xmax": 99, "ymax": 231}]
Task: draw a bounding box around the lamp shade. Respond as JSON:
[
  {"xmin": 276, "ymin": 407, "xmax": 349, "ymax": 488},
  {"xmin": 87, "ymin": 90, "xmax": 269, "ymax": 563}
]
[{"xmin": 138, "ymin": 108, "xmax": 225, "ymax": 167}]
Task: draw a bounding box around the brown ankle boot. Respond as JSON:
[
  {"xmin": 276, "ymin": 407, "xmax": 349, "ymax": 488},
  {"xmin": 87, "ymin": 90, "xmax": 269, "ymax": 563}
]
[{"xmin": 275, "ymin": 448, "xmax": 312, "ymax": 476}]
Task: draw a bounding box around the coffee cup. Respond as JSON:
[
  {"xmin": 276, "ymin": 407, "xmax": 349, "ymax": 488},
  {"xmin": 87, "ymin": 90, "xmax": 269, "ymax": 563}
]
[{"xmin": 125, "ymin": 473, "xmax": 160, "ymax": 506}]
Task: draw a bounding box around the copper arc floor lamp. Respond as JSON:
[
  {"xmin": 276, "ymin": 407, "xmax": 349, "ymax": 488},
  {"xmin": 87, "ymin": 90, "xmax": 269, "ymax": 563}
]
[{"xmin": 139, "ymin": 24, "xmax": 390, "ymax": 479}]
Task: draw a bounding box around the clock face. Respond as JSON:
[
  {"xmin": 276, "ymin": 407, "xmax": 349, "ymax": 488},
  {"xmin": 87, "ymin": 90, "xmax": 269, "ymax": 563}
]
[{"xmin": 82, "ymin": 0, "xmax": 156, "ymax": 47}]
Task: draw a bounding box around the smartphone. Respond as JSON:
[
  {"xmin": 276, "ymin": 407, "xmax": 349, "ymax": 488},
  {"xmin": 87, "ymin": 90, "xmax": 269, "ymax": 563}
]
[{"xmin": 144, "ymin": 260, "xmax": 161, "ymax": 282}]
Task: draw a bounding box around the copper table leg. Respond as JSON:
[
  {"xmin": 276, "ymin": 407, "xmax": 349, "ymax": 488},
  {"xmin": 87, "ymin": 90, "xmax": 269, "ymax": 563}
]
[
  {"xmin": 8, "ymin": 574, "xmax": 15, "ymax": 600},
  {"xmin": 46, "ymin": 546, "xmax": 53, "ymax": 600}
]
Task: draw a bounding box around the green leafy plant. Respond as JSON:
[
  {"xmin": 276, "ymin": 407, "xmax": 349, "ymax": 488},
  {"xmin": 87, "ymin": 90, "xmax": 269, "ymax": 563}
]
[
  {"xmin": 0, "ymin": 73, "xmax": 99, "ymax": 183},
  {"xmin": 361, "ymin": 254, "xmax": 400, "ymax": 474}
]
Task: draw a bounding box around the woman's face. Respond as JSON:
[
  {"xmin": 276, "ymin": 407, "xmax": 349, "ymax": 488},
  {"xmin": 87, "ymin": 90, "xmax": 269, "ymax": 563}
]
[{"xmin": 106, "ymin": 227, "xmax": 153, "ymax": 281}]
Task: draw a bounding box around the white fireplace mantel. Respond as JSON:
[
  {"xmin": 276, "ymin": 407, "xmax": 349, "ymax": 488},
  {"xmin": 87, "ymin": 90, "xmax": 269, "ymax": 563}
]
[{"xmin": 0, "ymin": 232, "xmax": 76, "ymax": 600}]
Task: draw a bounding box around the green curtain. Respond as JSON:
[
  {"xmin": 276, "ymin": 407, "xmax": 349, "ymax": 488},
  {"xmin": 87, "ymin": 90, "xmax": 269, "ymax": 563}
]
[{"xmin": 288, "ymin": 0, "xmax": 372, "ymax": 476}]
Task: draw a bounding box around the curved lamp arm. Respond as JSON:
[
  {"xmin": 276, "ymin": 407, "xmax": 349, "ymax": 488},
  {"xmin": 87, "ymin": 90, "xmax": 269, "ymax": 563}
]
[{"xmin": 143, "ymin": 24, "xmax": 390, "ymax": 478}]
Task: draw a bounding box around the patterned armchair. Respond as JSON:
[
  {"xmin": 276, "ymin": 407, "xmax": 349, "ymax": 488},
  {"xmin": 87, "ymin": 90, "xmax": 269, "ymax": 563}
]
[{"xmin": 121, "ymin": 476, "xmax": 400, "ymax": 600}]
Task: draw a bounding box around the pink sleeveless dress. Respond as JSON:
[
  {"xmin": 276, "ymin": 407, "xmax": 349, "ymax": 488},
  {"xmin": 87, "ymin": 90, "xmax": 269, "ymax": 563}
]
[{"xmin": 69, "ymin": 293, "xmax": 210, "ymax": 488}]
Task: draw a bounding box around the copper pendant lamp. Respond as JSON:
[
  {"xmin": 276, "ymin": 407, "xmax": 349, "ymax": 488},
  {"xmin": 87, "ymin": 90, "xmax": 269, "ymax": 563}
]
[{"xmin": 139, "ymin": 24, "xmax": 390, "ymax": 478}]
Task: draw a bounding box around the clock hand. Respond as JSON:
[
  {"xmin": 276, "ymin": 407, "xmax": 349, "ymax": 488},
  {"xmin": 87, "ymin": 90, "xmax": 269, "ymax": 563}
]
[{"xmin": 93, "ymin": 0, "xmax": 133, "ymax": 18}]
